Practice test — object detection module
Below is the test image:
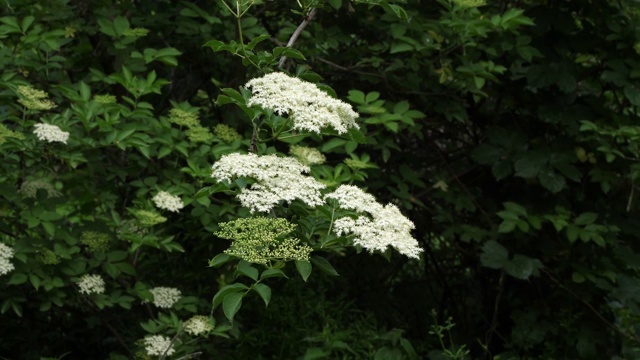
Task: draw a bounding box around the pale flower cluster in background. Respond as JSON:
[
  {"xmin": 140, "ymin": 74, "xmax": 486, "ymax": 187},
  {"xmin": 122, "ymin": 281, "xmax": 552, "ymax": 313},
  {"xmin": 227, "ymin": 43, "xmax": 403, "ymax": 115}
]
[
  {"xmin": 19, "ymin": 179, "xmax": 62, "ymax": 198},
  {"xmin": 289, "ymin": 145, "xmax": 326, "ymax": 165},
  {"xmin": 149, "ymin": 286, "xmax": 181, "ymax": 308},
  {"xmin": 17, "ymin": 85, "xmax": 56, "ymax": 110},
  {"xmin": 245, "ymin": 72, "xmax": 359, "ymax": 134},
  {"xmin": 326, "ymin": 185, "xmax": 423, "ymax": 259},
  {"xmin": 184, "ymin": 315, "xmax": 214, "ymax": 336},
  {"xmin": 33, "ymin": 123, "xmax": 69, "ymax": 144},
  {"xmin": 77, "ymin": 274, "xmax": 106, "ymax": 295},
  {"xmin": 211, "ymin": 153, "xmax": 325, "ymax": 212},
  {"xmin": 0, "ymin": 242, "xmax": 15, "ymax": 276},
  {"xmin": 152, "ymin": 191, "xmax": 184, "ymax": 212},
  {"xmin": 143, "ymin": 335, "xmax": 175, "ymax": 356}
]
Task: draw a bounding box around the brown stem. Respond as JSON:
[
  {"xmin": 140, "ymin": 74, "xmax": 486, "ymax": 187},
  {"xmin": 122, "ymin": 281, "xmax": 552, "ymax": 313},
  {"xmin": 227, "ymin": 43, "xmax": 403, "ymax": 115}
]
[{"xmin": 278, "ymin": 8, "xmax": 318, "ymax": 69}]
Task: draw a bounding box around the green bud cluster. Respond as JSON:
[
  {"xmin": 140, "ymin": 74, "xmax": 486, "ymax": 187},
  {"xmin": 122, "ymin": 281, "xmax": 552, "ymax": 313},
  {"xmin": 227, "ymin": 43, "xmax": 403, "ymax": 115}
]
[
  {"xmin": 130, "ymin": 209, "xmax": 168, "ymax": 227},
  {"xmin": 214, "ymin": 124, "xmax": 242, "ymax": 143},
  {"xmin": 0, "ymin": 123, "xmax": 24, "ymax": 145},
  {"xmin": 215, "ymin": 217, "xmax": 312, "ymax": 264},
  {"xmin": 80, "ymin": 231, "xmax": 111, "ymax": 252}
]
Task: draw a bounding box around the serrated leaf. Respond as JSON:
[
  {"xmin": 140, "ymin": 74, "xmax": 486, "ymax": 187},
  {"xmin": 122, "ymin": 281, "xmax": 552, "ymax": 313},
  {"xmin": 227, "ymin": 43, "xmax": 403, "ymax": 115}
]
[
  {"xmin": 212, "ymin": 283, "xmax": 248, "ymax": 308},
  {"xmin": 222, "ymin": 291, "xmax": 244, "ymax": 321},
  {"xmin": 538, "ymin": 171, "xmax": 566, "ymax": 193},
  {"xmin": 504, "ymin": 254, "xmax": 542, "ymax": 279},
  {"xmin": 480, "ymin": 240, "xmax": 509, "ymax": 269},
  {"xmin": 295, "ymin": 260, "xmax": 312, "ymax": 282},
  {"xmin": 252, "ymin": 283, "xmax": 271, "ymax": 307},
  {"xmin": 310, "ymin": 256, "xmax": 339, "ymax": 276},
  {"xmin": 515, "ymin": 154, "xmax": 546, "ymax": 178}
]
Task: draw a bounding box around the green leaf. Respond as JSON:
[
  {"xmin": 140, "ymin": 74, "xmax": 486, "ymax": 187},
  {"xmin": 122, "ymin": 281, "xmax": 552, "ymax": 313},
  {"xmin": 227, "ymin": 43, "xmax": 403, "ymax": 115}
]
[
  {"xmin": 310, "ymin": 256, "xmax": 339, "ymax": 276},
  {"xmin": 252, "ymin": 283, "xmax": 271, "ymax": 307},
  {"xmin": 222, "ymin": 291, "xmax": 244, "ymax": 321},
  {"xmin": 112, "ymin": 16, "xmax": 130, "ymax": 36},
  {"xmin": 472, "ymin": 144, "xmax": 503, "ymax": 165},
  {"xmin": 480, "ymin": 240, "xmax": 509, "ymax": 269},
  {"xmin": 514, "ymin": 154, "xmax": 546, "ymax": 178},
  {"xmin": 209, "ymin": 253, "xmax": 233, "ymax": 268},
  {"xmin": 212, "ymin": 283, "xmax": 248, "ymax": 308},
  {"xmin": 295, "ymin": 260, "xmax": 312, "ymax": 282},
  {"xmin": 538, "ymin": 171, "xmax": 566, "ymax": 193},
  {"xmin": 504, "ymin": 254, "xmax": 543, "ymax": 279},
  {"xmin": 260, "ymin": 268, "xmax": 288, "ymax": 280},
  {"xmin": 503, "ymin": 202, "xmax": 527, "ymax": 216},
  {"xmin": 574, "ymin": 212, "xmax": 598, "ymax": 226},
  {"xmin": 236, "ymin": 260, "xmax": 259, "ymax": 281},
  {"xmin": 498, "ymin": 220, "xmax": 516, "ymax": 233}
]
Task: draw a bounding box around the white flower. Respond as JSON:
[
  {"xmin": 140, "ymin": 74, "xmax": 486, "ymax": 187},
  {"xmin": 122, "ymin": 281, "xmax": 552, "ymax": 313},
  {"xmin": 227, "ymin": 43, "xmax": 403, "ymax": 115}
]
[
  {"xmin": 33, "ymin": 123, "xmax": 69, "ymax": 144},
  {"xmin": 77, "ymin": 274, "xmax": 106, "ymax": 295},
  {"xmin": 211, "ymin": 153, "xmax": 326, "ymax": 212},
  {"xmin": 245, "ymin": 72, "xmax": 359, "ymax": 134},
  {"xmin": 152, "ymin": 191, "xmax": 184, "ymax": 212},
  {"xmin": 289, "ymin": 145, "xmax": 326, "ymax": 165},
  {"xmin": 184, "ymin": 315, "xmax": 214, "ymax": 336},
  {"xmin": 143, "ymin": 335, "xmax": 175, "ymax": 356},
  {"xmin": 149, "ymin": 287, "xmax": 181, "ymax": 308},
  {"xmin": 326, "ymin": 185, "xmax": 423, "ymax": 259},
  {"xmin": 0, "ymin": 243, "xmax": 15, "ymax": 276}
]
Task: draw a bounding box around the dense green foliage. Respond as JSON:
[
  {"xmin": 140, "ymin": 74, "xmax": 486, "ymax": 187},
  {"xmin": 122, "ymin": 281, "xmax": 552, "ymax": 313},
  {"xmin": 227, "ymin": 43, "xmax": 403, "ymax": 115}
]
[{"xmin": 2, "ymin": 0, "xmax": 640, "ymax": 359}]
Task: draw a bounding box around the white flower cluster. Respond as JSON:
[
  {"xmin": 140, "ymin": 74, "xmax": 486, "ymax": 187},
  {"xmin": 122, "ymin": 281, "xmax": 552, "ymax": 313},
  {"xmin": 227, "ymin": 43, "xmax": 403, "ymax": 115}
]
[
  {"xmin": 326, "ymin": 185, "xmax": 423, "ymax": 259},
  {"xmin": 289, "ymin": 145, "xmax": 326, "ymax": 165},
  {"xmin": 77, "ymin": 274, "xmax": 106, "ymax": 295},
  {"xmin": 0, "ymin": 242, "xmax": 15, "ymax": 276},
  {"xmin": 33, "ymin": 123, "xmax": 69, "ymax": 144},
  {"xmin": 152, "ymin": 191, "xmax": 184, "ymax": 212},
  {"xmin": 184, "ymin": 315, "xmax": 214, "ymax": 336},
  {"xmin": 211, "ymin": 153, "xmax": 326, "ymax": 212},
  {"xmin": 149, "ymin": 287, "xmax": 181, "ymax": 308},
  {"xmin": 245, "ymin": 72, "xmax": 359, "ymax": 134},
  {"xmin": 143, "ymin": 335, "xmax": 175, "ymax": 356}
]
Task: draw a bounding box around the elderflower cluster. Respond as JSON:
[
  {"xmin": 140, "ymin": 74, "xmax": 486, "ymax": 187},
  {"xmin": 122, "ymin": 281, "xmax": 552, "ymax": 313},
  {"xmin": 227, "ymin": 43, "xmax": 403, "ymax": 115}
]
[
  {"xmin": 325, "ymin": 185, "xmax": 423, "ymax": 259},
  {"xmin": 130, "ymin": 209, "xmax": 167, "ymax": 227},
  {"xmin": 214, "ymin": 124, "xmax": 242, "ymax": 142},
  {"xmin": 143, "ymin": 335, "xmax": 175, "ymax": 356},
  {"xmin": 0, "ymin": 123, "xmax": 24, "ymax": 145},
  {"xmin": 17, "ymin": 85, "xmax": 56, "ymax": 110},
  {"xmin": 0, "ymin": 243, "xmax": 15, "ymax": 276},
  {"xmin": 167, "ymin": 108, "xmax": 213, "ymax": 143},
  {"xmin": 211, "ymin": 153, "xmax": 325, "ymax": 213},
  {"xmin": 33, "ymin": 123, "xmax": 69, "ymax": 144},
  {"xmin": 19, "ymin": 180, "xmax": 62, "ymax": 199},
  {"xmin": 77, "ymin": 274, "xmax": 106, "ymax": 295},
  {"xmin": 184, "ymin": 315, "xmax": 214, "ymax": 336},
  {"xmin": 452, "ymin": 0, "xmax": 486, "ymax": 7},
  {"xmin": 289, "ymin": 145, "xmax": 326, "ymax": 165},
  {"xmin": 80, "ymin": 231, "xmax": 111, "ymax": 252},
  {"xmin": 152, "ymin": 191, "xmax": 184, "ymax": 212},
  {"xmin": 245, "ymin": 72, "xmax": 359, "ymax": 134},
  {"xmin": 149, "ymin": 287, "xmax": 181, "ymax": 308},
  {"xmin": 94, "ymin": 94, "xmax": 117, "ymax": 104},
  {"xmin": 215, "ymin": 217, "xmax": 312, "ymax": 264}
]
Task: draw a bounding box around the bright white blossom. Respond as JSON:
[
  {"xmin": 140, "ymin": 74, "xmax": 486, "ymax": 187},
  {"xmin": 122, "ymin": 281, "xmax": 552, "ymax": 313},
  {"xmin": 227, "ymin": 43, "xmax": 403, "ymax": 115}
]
[
  {"xmin": 143, "ymin": 335, "xmax": 175, "ymax": 356},
  {"xmin": 149, "ymin": 287, "xmax": 181, "ymax": 308},
  {"xmin": 77, "ymin": 274, "xmax": 106, "ymax": 295},
  {"xmin": 184, "ymin": 315, "xmax": 214, "ymax": 336},
  {"xmin": 0, "ymin": 243, "xmax": 15, "ymax": 276},
  {"xmin": 326, "ymin": 185, "xmax": 423, "ymax": 259},
  {"xmin": 152, "ymin": 191, "xmax": 184, "ymax": 212},
  {"xmin": 289, "ymin": 145, "xmax": 326, "ymax": 165},
  {"xmin": 245, "ymin": 72, "xmax": 359, "ymax": 134},
  {"xmin": 33, "ymin": 123, "xmax": 69, "ymax": 144},
  {"xmin": 211, "ymin": 153, "xmax": 326, "ymax": 212}
]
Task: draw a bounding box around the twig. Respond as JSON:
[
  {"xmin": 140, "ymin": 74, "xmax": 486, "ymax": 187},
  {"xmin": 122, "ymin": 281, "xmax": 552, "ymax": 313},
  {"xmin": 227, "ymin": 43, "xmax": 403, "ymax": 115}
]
[
  {"xmin": 543, "ymin": 268, "xmax": 640, "ymax": 343},
  {"xmin": 483, "ymin": 270, "xmax": 505, "ymax": 358},
  {"xmin": 278, "ymin": 8, "xmax": 318, "ymax": 68}
]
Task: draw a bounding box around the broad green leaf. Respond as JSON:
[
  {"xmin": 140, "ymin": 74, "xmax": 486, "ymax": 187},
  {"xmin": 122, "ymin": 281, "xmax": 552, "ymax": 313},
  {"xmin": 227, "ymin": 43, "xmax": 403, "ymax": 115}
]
[
  {"xmin": 212, "ymin": 283, "xmax": 248, "ymax": 308},
  {"xmin": 310, "ymin": 256, "xmax": 339, "ymax": 276},
  {"xmin": 208, "ymin": 253, "xmax": 232, "ymax": 268},
  {"xmin": 538, "ymin": 171, "xmax": 566, "ymax": 193},
  {"xmin": 260, "ymin": 268, "xmax": 288, "ymax": 280},
  {"xmin": 295, "ymin": 260, "xmax": 312, "ymax": 282},
  {"xmin": 236, "ymin": 260, "xmax": 259, "ymax": 281},
  {"xmin": 574, "ymin": 212, "xmax": 598, "ymax": 226},
  {"xmin": 252, "ymin": 283, "xmax": 271, "ymax": 307},
  {"xmin": 480, "ymin": 240, "xmax": 508, "ymax": 269},
  {"xmin": 222, "ymin": 291, "xmax": 244, "ymax": 321},
  {"xmin": 504, "ymin": 254, "xmax": 543, "ymax": 279}
]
